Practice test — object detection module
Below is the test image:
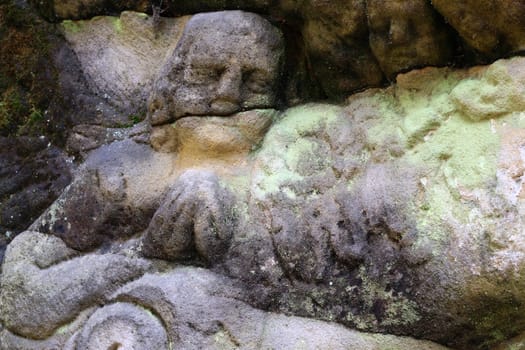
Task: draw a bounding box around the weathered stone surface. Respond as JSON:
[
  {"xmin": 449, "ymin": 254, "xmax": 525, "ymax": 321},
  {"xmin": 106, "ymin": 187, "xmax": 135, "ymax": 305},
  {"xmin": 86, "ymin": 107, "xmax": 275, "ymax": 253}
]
[
  {"xmin": 366, "ymin": 0, "xmax": 452, "ymax": 78},
  {"xmin": 148, "ymin": 11, "xmax": 284, "ymax": 125},
  {"xmin": 5, "ymin": 6, "xmax": 525, "ymax": 348},
  {"xmin": 62, "ymin": 11, "xmax": 189, "ymax": 120},
  {"xmin": 0, "ymin": 137, "xmax": 72, "ymax": 254},
  {"xmin": 66, "ymin": 121, "xmax": 150, "ymax": 157},
  {"xmin": 0, "ymin": 266, "xmax": 448, "ymax": 349},
  {"xmin": 0, "ymin": 2, "xmax": 93, "ymax": 248},
  {"xmin": 142, "ymin": 170, "xmax": 236, "ymax": 263},
  {"xmin": 31, "ymin": 139, "xmax": 178, "ymax": 251},
  {"xmin": 432, "ymin": 0, "xmax": 525, "ymax": 56},
  {"xmin": 0, "ymin": 1, "xmax": 143, "ymax": 133},
  {"xmin": 26, "ymin": 1, "xmax": 525, "ymax": 101},
  {"xmin": 296, "ymin": 0, "xmax": 383, "ymax": 99},
  {"xmin": 242, "ymin": 104, "xmax": 427, "ymax": 335},
  {"xmin": 106, "ymin": 268, "xmax": 450, "ymax": 350},
  {"xmin": 226, "ymin": 58, "xmax": 525, "ymax": 349},
  {"xmin": 150, "ymin": 109, "xmax": 275, "ymax": 154},
  {"xmin": 451, "ymin": 59, "xmax": 525, "ymax": 121},
  {"xmin": 0, "ymin": 231, "xmax": 150, "ymax": 339},
  {"xmin": 74, "ymin": 302, "xmax": 169, "ymax": 350},
  {"xmin": 30, "ymin": 0, "xmax": 150, "ymax": 21}
]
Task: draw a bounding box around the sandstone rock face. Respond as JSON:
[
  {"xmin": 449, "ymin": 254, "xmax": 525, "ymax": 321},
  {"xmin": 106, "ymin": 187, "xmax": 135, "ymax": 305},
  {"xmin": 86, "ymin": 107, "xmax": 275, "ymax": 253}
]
[
  {"xmin": 4, "ymin": 56, "xmax": 525, "ymax": 349},
  {"xmin": 148, "ymin": 11, "xmax": 284, "ymax": 125},
  {"xmin": 62, "ymin": 11, "xmax": 189, "ymax": 121},
  {"xmin": 142, "ymin": 170, "xmax": 236, "ymax": 263},
  {"xmin": 0, "ymin": 264, "xmax": 451, "ymax": 350},
  {"xmin": 31, "ymin": 139, "xmax": 178, "ymax": 251},
  {"xmin": 366, "ymin": 0, "xmax": 452, "ymax": 78},
  {"xmin": 0, "ymin": 231, "xmax": 150, "ymax": 339},
  {"xmin": 296, "ymin": 0, "xmax": 383, "ymax": 98},
  {"xmin": 21, "ymin": 1, "xmax": 445, "ymax": 101},
  {"xmin": 0, "ymin": 2, "xmax": 102, "ymax": 249},
  {"xmin": 30, "ymin": 1, "xmax": 525, "ymax": 102},
  {"xmin": 0, "ymin": 137, "xmax": 72, "ymax": 255},
  {"xmin": 150, "ymin": 109, "xmax": 275, "ymax": 154},
  {"xmin": 30, "ymin": 0, "xmax": 150, "ymax": 21},
  {"xmin": 5, "ymin": 5, "xmax": 525, "ymax": 350},
  {"xmin": 432, "ymin": 0, "xmax": 525, "ymax": 56}
]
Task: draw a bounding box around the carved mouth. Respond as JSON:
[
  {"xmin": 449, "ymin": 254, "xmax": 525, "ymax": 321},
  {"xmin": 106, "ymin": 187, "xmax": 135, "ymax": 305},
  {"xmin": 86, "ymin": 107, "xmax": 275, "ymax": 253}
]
[{"xmin": 209, "ymin": 100, "xmax": 241, "ymax": 116}]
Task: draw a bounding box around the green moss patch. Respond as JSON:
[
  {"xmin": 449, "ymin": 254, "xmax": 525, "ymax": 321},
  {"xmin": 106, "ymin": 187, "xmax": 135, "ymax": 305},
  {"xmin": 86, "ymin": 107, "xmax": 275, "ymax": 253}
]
[
  {"xmin": 451, "ymin": 60, "xmax": 525, "ymax": 121},
  {"xmin": 252, "ymin": 104, "xmax": 343, "ymax": 200},
  {"xmin": 0, "ymin": 2, "xmax": 60, "ymax": 139}
]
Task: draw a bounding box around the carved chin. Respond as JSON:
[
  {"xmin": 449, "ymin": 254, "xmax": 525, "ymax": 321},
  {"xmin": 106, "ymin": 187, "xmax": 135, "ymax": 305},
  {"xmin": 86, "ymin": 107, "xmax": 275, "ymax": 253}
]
[
  {"xmin": 149, "ymin": 108, "xmax": 171, "ymax": 126},
  {"xmin": 150, "ymin": 110, "xmax": 276, "ymax": 154}
]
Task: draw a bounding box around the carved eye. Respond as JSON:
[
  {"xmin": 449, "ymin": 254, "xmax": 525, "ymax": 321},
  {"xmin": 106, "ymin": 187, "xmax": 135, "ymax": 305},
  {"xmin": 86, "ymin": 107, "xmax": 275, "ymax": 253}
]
[
  {"xmin": 243, "ymin": 70, "xmax": 271, "ymax": 93},
  {"xmin": 185, "ymin": 66, "xmax": 224, "ymax": 83}
]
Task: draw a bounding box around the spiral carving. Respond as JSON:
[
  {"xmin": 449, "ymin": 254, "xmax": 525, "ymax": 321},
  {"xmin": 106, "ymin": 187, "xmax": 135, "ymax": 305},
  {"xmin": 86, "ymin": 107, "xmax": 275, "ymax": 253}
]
[{"xmin": 74, "ymin": 302, "xmax": 169, "ymax": 350}]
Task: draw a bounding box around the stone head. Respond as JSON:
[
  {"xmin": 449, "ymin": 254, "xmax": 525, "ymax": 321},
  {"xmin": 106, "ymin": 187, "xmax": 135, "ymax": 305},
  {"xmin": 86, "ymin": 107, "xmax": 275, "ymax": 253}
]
[
  {"xmin": 367, "ymin": 0, "xmax": 451, "ymax": 78},
  {"xmin": 149, "ymin": 11, "xmax": 284, "ymax": 126}
]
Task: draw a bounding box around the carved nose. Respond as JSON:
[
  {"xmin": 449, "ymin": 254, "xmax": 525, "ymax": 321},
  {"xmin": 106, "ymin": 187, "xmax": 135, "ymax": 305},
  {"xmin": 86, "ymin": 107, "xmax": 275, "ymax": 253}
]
[
  {"xmin": 389, "ymin": 19, "xmax": 410, "ymax": 45},
  {"xmin": 216, "ymin": 67, "xmax": 242, "ymax": 102},
  {"xmin": 211, "ymin": 67, "xmax": 242, "ymax": 115}
]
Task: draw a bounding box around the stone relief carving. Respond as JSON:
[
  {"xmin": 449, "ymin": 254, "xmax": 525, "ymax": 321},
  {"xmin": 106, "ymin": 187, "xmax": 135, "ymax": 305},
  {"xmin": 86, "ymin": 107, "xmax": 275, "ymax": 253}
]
[{"xmin": 3, "ymin": 8, "xmax": 525, "ymax": 350}]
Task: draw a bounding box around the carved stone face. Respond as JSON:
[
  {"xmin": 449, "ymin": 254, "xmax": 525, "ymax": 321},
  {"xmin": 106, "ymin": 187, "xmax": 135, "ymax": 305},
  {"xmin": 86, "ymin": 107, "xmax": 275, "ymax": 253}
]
[
  {"xmin": 149, "ymin": 11, "xmax": 284, "ymax": 126},
  {"xmin": 367, "ymin": 0, "xmax": 451, "ymax": 78}
]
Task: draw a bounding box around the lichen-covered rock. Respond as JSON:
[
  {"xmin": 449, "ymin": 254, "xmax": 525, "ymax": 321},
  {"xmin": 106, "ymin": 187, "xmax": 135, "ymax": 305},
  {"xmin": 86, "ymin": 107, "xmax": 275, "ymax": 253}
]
[
  {"xmin": 451, "ymin": 60, "xmax": 525, "ymax": 121},
  {"xmin": 69, "ymin": 267, "xmax": 450, "ymax": 350},
  {"xmin": 5, "ymin": 15, "xmax": 525, "ymax": 348},
  {"xmin": 148, "ymin": 11, "xmax": 284, "ymax": 125},
  {"xmin": 243, "ymin": 103, "xmax": 425, "ymax": 336},
  {"xmin": 228, "ymin": 57, "xmax": 525, "ymax": 349}
]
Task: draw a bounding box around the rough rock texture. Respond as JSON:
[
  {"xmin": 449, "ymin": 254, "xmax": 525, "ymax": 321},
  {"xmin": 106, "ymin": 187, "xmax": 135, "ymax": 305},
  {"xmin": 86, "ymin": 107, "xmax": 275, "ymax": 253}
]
[
  {"xmin": 148, "ymin": 11, "xmax": 284, "ymax": 126},
  {"xmin": 432, "ymin": 0, "xmax": 525, "ymax": 56},
  {"xmin": 0, "ymin": 137, "xmax": 72, "ymax": 258},
  {"xmin": 20, "ymin": 1, "xmax": 446, "ymax": 101},
  {"xmin": 0, "ymin": 231, "xmax": 150, "ymax": 339},
  {"xmin": 240, "ymin": 57, "xmax": 525, "ymax": 349},
  {"xmin": 223, "ymin": 58, "xmax": 525, "ymax": 349},
  {"xmin": 142, "ymin": 170, "xmax": 236, "ymax": 263},
  {"xmin": 74, "ymin": 302, "xmax": 169, "ymax": 350},
  {"xmin": 40, "ymin": 1, "xmax": 525, "ymax": 102},
  {"xmin": 5, "ymin": 57, "xmax": 525, "ymax": 349},
  {"xmin": 0, "ymin": 2, "xmax": 81, "ymax": 248},
  {"xmin": 62, "ymin": 11, "xmax": 189, "ymax": 120},
  {"xmin": 66, "ymin": 121, "xmax": 150, "ymax": 157},
  {"xmin": 366, "ymin": 0, "xmax": 452, "ymax": 78},
  {"xmin": 4, "ymin": 4, "xmax": 525, "ymax": 350},
  {"xmin": 0, "ymin": 3, "xmax": 159, "ymax": 249},
  {"xmin": 0, "ymin": 265, "xmax": 451, "ymax": 349},
  {"xmin": 29, "ymin": 0, "xmax": 525, "ymax": 101},
  {"xmin": 150, "ymin": 109, "xmax": 275, "ymax": 154},
  {"xmin": 31, "ymin": 139, "xmax": 178, "ymax": 251},
  {"xmin": 295, "ymin": 0, "xmax": 383, "ymax": 99},
  {"xmin": 29, "ymin": 0, "xmax": 150, "ymax": 21}
]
